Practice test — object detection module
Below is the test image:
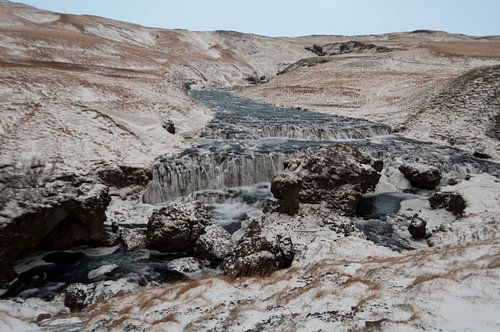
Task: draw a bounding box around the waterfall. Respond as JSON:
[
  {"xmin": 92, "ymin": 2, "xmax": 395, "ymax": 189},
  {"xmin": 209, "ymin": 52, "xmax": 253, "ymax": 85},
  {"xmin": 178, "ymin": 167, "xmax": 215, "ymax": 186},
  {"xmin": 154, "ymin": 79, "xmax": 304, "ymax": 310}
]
[
  {"xmin": 143, "ymin": 151, "xmax": 293, "ymax": 204},
  {"xmin": 200, "ymin": 122, "xmax": 392, "ymax": 140},
  {"xmin": 143, "ymin": 89, "xmax": 499, "ymax": 204}
]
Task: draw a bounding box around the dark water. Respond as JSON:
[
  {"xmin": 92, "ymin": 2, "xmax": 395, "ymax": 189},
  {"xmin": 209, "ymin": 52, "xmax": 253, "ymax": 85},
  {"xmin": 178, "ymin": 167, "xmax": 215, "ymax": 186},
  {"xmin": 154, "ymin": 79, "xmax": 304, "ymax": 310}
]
[
  {"xmin": 356, "ymin": 192, "xmax": 420, "ymax": 220},
  {"xmin": 3, "ymin": 248, "xmax": 186, "ymax": 299},
  {"xmin": 355, "ymin": 219, "xmax": 414, "ymax": 251}
]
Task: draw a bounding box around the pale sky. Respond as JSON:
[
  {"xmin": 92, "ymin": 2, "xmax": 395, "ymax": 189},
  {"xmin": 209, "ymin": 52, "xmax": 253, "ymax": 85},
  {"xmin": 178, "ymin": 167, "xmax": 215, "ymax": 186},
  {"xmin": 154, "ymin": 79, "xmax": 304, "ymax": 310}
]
[{"xmin": 13, "ymin": 0, "xmax": 500, "ymax": 37}]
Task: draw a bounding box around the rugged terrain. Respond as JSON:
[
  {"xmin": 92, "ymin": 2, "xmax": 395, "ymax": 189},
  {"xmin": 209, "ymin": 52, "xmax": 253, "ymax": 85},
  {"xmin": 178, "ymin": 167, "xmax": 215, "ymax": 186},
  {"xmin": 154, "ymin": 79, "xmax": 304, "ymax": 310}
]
[
  {"xmin": 241, "ymin": 34, "xmax": 500, "ymax": 159},
  {"xmin": 0, "ymin": 1, "xmax": 499, "ymax": 332}
]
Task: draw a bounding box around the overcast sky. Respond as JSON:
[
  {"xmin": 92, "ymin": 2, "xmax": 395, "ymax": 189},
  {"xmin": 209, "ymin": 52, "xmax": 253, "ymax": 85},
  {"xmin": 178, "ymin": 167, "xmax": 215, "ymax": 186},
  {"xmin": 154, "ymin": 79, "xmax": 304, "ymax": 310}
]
[{"xmin": 14, "ymin": 0, "xmax": 500, "ymax": 37}]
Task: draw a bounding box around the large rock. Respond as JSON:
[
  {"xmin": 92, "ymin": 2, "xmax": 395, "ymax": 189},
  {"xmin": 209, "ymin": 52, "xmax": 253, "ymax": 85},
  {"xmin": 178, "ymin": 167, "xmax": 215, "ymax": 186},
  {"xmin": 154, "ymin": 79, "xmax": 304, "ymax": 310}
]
[
  {"xmin": 429, "ymin": 191, "xmax": 466, "ymax": 217},
  {"xmin": 271, "ymin": 144, "xmax": 383, "ymax": 215},
  {"xmin": 398, "ymin": 163, "xmax": 442, "ymax": 190},
  {"xmin": 145, "ymin": 202, "xmax": 234, "ymax": 261},
  {"xmin": 0, "ymin": 175, "xmax": 110, "ymax": 287},
  {"xmin": 223, "ymin": 221, "xmax": 294, "ymax": 278}
]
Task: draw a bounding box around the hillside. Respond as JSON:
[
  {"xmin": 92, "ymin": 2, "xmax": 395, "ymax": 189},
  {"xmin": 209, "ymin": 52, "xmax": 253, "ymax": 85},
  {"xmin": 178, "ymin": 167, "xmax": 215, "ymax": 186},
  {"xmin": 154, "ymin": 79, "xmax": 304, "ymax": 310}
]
[{"xmin": 0, "ymin": 1, "xmax": 312, "ymax": 169}]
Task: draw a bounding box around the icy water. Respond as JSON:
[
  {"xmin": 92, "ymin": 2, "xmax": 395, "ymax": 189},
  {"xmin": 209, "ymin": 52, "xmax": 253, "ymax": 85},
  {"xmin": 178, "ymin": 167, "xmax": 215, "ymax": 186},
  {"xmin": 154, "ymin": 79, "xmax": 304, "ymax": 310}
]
[
  {"xmin": 5, "ymin": 88, "xmax": 500, "ymax": 299},
  {"xmin": 3, "ymin": 248, "xmax": 186, "ymax": 299}
]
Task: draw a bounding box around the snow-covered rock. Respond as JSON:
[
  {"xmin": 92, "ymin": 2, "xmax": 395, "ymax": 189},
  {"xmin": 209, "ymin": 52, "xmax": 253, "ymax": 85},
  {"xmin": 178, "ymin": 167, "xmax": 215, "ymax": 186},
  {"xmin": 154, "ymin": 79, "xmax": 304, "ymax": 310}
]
[
  {"xmin": 223, "ymin": 220, "xmax": 294, "ymax": 278},
  {"xmin": 429, "ymin": 191, "xmax": 466, "ymax": 216},
  {"xmin": 119, "ymin": 228, "xmax": 147, "ymax": 250},
  {"xmin": 145, "ymin": 202, "xmax": 234, "ymax": 261},
  {"xmin": 408, "ymin": 215, "xmax": 427, "ymax": 239}
]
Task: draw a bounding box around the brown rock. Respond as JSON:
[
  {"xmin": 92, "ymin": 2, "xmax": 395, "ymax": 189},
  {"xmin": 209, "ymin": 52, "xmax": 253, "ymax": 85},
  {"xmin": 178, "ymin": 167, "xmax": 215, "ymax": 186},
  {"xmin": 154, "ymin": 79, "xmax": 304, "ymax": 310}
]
[
  {"xmin": 429, "ymin": 191, "xmax": 466, "ymax": 217},
  {"xmin": 271, "ymin": 144, "xmax": 383, "ymax": 216},
  {"xmin": 399, "ymin": 163, "xmax": 442, "ymax": 190}
]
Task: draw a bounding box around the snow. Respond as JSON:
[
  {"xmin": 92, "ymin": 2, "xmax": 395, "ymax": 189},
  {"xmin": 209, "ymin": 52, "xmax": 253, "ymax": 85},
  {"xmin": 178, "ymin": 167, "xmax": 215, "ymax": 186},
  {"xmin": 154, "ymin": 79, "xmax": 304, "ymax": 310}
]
[
  {"xmin": 0, "ymin": 297, "xmax": 68, "ymax": 331},
  {"xmin": 85, "ymin": 24, "xmax": 156, "ymax": 46},
  {"xmin": 88, "ymin": 264, "xmax": 118, "ymax": 280},
  {"xmin": 14, "ymin": 11, "xmax": 59, "ymax": 24}
]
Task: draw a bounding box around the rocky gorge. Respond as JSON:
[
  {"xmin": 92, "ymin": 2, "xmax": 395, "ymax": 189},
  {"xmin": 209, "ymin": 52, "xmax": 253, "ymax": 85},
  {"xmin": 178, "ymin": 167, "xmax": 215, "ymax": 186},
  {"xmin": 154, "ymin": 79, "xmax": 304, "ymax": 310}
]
[{"xmin": 0, "ymin": 1, "xmax": 499, "ymax": 331}]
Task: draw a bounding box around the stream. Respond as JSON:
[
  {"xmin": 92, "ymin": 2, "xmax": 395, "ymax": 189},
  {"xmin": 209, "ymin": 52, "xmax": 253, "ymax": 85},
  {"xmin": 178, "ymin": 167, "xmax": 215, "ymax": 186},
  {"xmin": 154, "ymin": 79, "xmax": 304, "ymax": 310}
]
[{"xmin": 4, "ymin": 88, "xmax": 499, "ymax": 300}]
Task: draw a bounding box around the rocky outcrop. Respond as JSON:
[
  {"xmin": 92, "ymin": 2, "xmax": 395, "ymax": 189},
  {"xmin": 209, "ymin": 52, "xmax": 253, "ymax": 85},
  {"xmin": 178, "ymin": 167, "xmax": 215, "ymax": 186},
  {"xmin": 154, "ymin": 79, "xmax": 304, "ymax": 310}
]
[
  {"xmin": 398, "ymin": 163, "xmax": 442, "ymax": 190},
  {"xmin": 270, "ymin": 172, "xmax": 301, "ymax": 215},
  {"xmin": 0, "ymin": 175, "xmax": 110, "ymax": 287},
  {"xmin": 429, "ymin": 191, "xmax": 466, "ymax": 217},
  {"xmin": 271, "ymin": 144, "xmax": 383, "ymax": 215},
  {"xmin": 306, "ymin": 41, "xmax": 391, "ymax": 56},
  {"xmin": 223, "ymin": 221, "xmax": 294, "ymax": 278},
  {"xmin": 97, "ymin": 165, "xmax": 152, "ymax": 188},
  {"xmin": 145, "ymin": 202, "xmax": 234, "ymax": 261},
  {"xmin": 278, "ymin": 57, "xmax": 333, "ymax": 75}
]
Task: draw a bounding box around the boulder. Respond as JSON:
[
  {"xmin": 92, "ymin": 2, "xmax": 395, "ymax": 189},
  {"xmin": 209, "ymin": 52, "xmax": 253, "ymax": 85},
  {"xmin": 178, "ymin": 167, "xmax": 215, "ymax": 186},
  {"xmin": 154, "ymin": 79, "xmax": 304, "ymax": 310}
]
[
  {"xmin": 271, "ymin": 144, "xmax": 383, "ymax": 216},
  {"xmin": 408, "ymin": 215, "xmax": 427, "ymax": 239},
  {"xmin": 429, "ymin": 191, "xmax": 466, "ymax": 217},
  {"xmin": 398, "ymin": 163, "xmax": 442, "ymax": 190},
  {"xmin": 223, "ymin": 221, "xmax": 294, "ymax": 278},
  {"xmin": 0, "ymin": 175, "xmax": 110, "ymax": 287},
  {"xmin": 145, "ymin": 202, "xmax": 234, "ymax": 261}
]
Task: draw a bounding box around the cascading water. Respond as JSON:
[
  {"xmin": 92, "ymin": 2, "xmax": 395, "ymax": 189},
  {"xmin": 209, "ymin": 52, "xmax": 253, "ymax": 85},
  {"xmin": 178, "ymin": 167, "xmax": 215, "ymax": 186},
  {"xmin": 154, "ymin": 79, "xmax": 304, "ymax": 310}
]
[{"xmin": 144, "ymin": 89, "xmax": 499, "ymax": 204}]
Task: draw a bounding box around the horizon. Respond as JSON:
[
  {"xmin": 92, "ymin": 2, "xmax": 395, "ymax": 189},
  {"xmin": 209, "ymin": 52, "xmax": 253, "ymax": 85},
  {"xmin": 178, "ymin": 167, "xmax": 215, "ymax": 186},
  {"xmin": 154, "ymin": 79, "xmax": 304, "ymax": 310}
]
[{"xmin": 11, "ymin": 0, "xmax": 500, "ymax": 38}]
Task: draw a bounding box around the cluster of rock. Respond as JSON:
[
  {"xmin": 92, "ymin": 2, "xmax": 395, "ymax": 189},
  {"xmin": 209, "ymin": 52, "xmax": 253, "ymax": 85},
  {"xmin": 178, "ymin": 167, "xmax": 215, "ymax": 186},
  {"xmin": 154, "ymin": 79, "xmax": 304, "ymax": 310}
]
[
  {"xmin": 306, "ymin": 41, "xmax": 391, "ymax": 56},
  {"xmin": 144, "ymin": 202, "xmax": 293, "ymax": 278},
  {"xmin": 271, "ymin": 144, "xmax": 383, "ymax": 216},
  {"xmin": 395, "ymin": 163, "xmax": 469, "ymax": 240},
  {"xmin": 145, "ymin": 202, "xmax": 234, "ymax": 261}
]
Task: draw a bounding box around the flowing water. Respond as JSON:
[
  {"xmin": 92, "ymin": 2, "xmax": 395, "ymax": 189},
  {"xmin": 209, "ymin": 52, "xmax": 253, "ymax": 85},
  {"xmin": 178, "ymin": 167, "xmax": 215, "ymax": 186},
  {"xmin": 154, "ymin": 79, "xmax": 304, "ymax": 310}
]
[
  {"xmin": 144, "ymin": 89, "xmax": 499, "ymax": 204},
  {"xmin": 5, "ymin": 88, "xmax": 500, "ymax": 299}
]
